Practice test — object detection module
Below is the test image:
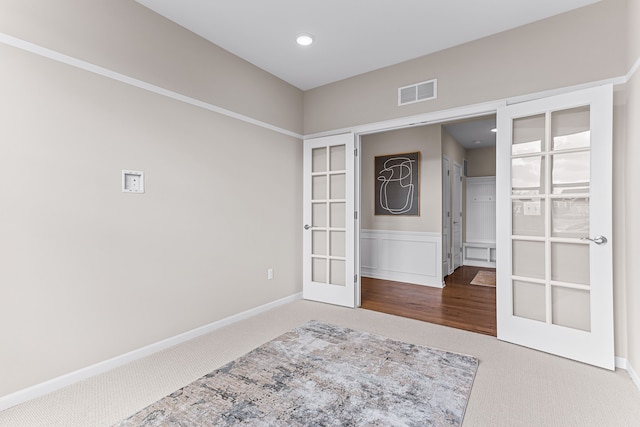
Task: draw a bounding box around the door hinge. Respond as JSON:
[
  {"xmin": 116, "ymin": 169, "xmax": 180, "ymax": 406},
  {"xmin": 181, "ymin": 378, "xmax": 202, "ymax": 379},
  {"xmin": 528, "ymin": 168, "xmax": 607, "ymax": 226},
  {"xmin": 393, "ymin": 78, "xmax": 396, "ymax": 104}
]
[
  {"xmin": 447, "ymin": 170, "xmax": 450, "ymax": 176},
  {"xmin": 460, "ymin": 176, "xmax": 463, "ymax": 182},
  {"xmin": 354, "ymin": 274, "xmax": 358, "ymax": 283},
  {"xmin": 447, "ymin": 212, "xmax": 450, "ymax": 218},
  {"xmin": 354, "ymin": 148, "xmax": 358, "ymax": 156},
  {"xmin": 354, "ymin": 211, "xmax": 358, "ymax": 220}
]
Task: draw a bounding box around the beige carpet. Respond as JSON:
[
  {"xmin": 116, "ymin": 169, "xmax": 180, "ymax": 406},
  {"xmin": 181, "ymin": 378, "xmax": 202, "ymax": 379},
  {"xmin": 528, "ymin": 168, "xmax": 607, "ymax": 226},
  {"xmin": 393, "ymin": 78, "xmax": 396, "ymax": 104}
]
[
  {"xmin": 1, "ymin": 299, "xmax": 639, "ymax": 427},
  {"xmin": 470, "ymin": 270, "xmax": 496, "ymax": 287}
]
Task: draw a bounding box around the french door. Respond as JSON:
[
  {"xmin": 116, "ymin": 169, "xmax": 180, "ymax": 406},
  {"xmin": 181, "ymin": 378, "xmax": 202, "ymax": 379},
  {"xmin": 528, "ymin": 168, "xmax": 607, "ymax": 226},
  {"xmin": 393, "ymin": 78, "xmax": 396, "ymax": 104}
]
[
  {"xmin": 302, "ymin": 133, "xmax": 356, "ymax": 307},
  {"xmin": 496, "ymin": 85, "xmax": 614, "ymax": 369}
]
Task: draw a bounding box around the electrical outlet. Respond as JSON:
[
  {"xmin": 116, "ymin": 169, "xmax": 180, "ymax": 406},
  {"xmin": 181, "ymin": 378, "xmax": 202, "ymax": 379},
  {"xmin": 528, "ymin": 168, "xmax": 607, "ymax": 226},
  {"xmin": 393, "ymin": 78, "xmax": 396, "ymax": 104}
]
[{"xmin": 267, "ymin": 268, "xmax": 274, "ymax": 280}]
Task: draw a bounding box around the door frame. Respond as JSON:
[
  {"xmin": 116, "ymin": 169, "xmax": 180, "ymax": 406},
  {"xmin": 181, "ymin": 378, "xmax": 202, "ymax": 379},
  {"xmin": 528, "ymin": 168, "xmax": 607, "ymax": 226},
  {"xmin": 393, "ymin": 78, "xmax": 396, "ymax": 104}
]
[
  {"xmin": 442, "ymin": 156, "xmax": 452, "ymax": 276},
  {"xmin": 313, "ymin": 80, "xmax": 616, "ymax": 313},
  {"xmin": 452, "ymin": 161, "xmax": 463, "ymax": 270},
  {"xmin": 351, "ymin": 102, "xmax": 503, "ymax": 302}
]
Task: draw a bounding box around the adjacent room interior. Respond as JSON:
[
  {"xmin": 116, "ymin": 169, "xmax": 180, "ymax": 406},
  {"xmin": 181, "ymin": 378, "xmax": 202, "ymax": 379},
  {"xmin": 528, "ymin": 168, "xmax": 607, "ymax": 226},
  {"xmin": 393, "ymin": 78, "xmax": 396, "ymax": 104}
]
[{"xmin": 359, "ymin": 116, "xmax": 498, "ymax": 336}]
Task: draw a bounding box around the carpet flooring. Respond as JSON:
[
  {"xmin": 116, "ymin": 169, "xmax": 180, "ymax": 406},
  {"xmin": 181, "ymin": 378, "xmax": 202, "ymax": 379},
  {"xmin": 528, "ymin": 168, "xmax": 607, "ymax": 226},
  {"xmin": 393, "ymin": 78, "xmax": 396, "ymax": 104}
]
[
  {"xmin": 114, "ymin": 321, "xmax": 478, "ymax": 426},
  {"xmin": 2, "ymin": 300, "xmax": 640, "ymax": 427}
]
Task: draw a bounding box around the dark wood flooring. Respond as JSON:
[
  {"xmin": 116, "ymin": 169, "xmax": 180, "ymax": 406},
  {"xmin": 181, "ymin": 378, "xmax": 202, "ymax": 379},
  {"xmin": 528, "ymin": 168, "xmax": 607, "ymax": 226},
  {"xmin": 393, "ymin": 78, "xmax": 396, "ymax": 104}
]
[{"xmin": 360, "ymin": 266, "xmax": 497, "ymax": 336}]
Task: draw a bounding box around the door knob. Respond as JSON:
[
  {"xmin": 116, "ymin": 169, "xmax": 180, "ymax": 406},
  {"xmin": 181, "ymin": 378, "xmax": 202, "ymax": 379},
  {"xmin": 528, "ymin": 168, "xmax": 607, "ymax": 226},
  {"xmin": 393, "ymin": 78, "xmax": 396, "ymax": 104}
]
[
  {"xmin": 304, "ymin": 224, "xmax": 312, "ymax": 230},
  {"xmin": 581, "ymin": 235, "xmax": 607, "ymax": 245}
]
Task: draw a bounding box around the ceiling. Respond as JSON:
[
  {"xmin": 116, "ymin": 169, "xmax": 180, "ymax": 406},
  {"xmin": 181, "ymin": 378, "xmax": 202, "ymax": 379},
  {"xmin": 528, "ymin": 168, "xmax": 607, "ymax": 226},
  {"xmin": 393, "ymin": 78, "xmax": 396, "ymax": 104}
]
[
  {"xmin": 136, "ymin": 0, "xmax": 600, "ymax": 91},
  {"xmin": 443, "ymin": 116, "xmax": 496, "ymax": 150}
]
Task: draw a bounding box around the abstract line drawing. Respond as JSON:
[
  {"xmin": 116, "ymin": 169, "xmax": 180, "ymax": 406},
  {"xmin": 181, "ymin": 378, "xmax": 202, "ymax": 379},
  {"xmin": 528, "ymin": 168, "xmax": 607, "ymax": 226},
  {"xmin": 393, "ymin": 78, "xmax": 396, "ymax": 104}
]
[{"xmin": 375, "ymin": 152, "xmax": 420, "ymax": 216}]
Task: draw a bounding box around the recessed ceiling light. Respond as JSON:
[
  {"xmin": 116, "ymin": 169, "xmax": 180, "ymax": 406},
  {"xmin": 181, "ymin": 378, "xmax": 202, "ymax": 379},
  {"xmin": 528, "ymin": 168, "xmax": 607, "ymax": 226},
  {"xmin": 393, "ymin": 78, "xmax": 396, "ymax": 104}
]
[
  {"xmin": 296, "ymin": 34, "xmax": 314, "ymax": 46},
  {"xmin": 473, "ymin": 140, "xmax": 482, "ymax": 145},
  {"xmin": 490, "ymin": 128, "xmax": 497, "ymax": 133}
]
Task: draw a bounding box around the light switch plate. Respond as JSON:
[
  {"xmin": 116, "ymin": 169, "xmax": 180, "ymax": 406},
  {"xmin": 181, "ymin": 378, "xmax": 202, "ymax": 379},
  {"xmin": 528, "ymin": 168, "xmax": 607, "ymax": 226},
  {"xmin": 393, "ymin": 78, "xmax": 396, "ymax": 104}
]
[{"xmin": 122, "ymin": 170, "xmax": 145, "ymax": 193}]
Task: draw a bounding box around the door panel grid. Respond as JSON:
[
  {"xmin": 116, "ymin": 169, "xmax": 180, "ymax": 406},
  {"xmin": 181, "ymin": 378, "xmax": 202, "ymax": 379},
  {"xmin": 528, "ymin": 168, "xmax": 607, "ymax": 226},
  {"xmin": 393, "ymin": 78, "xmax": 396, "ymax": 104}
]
[
  {"xmin": 510, "ymin": 106, "xmax": 592, "ymax": 329},
  {"xmin": 311, "ymin": 146, "xmax": 347, "ymax": 286}
]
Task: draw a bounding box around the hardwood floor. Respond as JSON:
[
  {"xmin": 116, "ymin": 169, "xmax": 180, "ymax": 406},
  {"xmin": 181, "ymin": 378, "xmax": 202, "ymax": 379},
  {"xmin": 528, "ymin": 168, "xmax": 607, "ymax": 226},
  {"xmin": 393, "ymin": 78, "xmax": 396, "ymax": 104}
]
[{"xmin": 360, "ymin": 266, "xmax": 497, "ymax": 336}]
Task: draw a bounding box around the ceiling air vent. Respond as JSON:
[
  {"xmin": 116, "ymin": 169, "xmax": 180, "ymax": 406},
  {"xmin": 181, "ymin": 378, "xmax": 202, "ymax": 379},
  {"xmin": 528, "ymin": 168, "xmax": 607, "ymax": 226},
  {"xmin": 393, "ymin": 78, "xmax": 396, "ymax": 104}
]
[{"xmin": 398, "ymin": 79, "xmax": 437, "ymax": 106}]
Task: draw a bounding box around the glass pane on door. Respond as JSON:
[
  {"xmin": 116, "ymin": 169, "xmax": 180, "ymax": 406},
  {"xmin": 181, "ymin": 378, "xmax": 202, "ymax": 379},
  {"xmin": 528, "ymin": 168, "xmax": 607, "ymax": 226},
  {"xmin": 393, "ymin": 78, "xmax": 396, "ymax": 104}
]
[
  {"xmin": 513, "ymin": 280, "xmax": 546, "ymax": 322},
  {"xmin": 551, "ymin": 198, "xmax": 589, "ymax": 238},
  {"xmin": 551, "ymin": 286, "xmax": 591, "ymax": 331},
  {"xmin": 551, "ymin": 106, "xmax": 590, "ymax": 151},
  {"xmin": 551, "ymin": 152, "xmax": 590, "ymax": 194},
  {"xmin": 512, "ymin": 114, "xmax": 545, "ymax": 155},
  {"xmin": 511, "ymin": 156, "xmax": 545, "ymax": 195}
]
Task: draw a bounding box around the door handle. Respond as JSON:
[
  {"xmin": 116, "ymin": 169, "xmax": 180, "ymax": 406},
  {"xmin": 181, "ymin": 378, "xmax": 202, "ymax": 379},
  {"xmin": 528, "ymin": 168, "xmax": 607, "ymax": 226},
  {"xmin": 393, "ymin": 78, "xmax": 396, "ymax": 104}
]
[
  {"xmin": 581, "ymin": 235, "xmax": 607, "ymax": 245},
  {"xmin": 304, "ymin": 224, "xmax": 313, "ymax": 230}
]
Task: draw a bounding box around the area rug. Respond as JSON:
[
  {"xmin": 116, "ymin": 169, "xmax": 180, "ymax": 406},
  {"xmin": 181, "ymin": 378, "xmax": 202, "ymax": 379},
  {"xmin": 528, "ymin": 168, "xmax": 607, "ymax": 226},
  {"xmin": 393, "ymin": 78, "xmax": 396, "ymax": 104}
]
[
  {"xmin": 114, "ymin": 321, "xmax": 478, "ymax": 427},
  {"xmin": 470, "ymin": 270, "xmax": 496, "ymax": 287}
]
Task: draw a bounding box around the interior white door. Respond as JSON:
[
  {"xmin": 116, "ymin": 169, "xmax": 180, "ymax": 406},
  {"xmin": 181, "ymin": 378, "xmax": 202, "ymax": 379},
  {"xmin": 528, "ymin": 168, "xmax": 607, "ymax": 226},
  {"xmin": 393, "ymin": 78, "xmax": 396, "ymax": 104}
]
[
  {"xmin": 496, "ymin": 85, "xmax": 614, "ymax": 369},
  {"xmin": 442, "ymin": 157, "xmax": 452, "ymax": 275},
  {"xmin": 452, "ymin": 162, "xmax": 463, "ymax": 269},
  {"xmin": 303, "ymin": 133, "xmax": 355, "ymax": 308}
]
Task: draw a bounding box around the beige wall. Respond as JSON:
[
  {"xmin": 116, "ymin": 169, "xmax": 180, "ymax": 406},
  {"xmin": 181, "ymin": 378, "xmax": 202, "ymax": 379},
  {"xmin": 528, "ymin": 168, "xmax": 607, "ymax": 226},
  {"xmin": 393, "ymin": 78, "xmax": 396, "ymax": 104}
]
[
  {"xmin": 466, "ymin": 147, "xmax": 496, "ymax": 177},
  {"xmin": 361, "ymin": 126, "xmax": 442, "ymax": 232},
  {"xmin": 625, "ymin": 0, "xmax": 640, "ymax": 377},
  {"xmin": 304, "ymin": 0, "xmax": 627, "ymax": 134},
  {"xmin": 0, "ymin": 3, "xmax": 303, "ymax": 397},
  {"xmin": 0, "ymin": 0, "xmax": 304, "ymax": 134}
]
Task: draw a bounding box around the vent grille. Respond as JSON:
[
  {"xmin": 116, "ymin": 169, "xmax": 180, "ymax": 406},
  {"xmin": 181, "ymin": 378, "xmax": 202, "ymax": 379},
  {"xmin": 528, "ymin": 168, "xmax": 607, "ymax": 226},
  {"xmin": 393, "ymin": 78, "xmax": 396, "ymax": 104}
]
[{"xmin": 398, "ymin": 79, "xmax": 437, "ymax": 106}]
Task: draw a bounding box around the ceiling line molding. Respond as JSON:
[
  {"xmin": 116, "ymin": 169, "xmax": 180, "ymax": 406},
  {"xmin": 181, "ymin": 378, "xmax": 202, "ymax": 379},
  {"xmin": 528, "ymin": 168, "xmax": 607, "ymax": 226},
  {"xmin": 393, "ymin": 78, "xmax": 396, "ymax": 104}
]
[
  {"xmin": 0, "ymin": 32, "xmax": 303, "ymax": 141},
  {"xmin": 627, "ymin": 56, "xmax": 640, "ymax": 82},
  {"xmin": 1, "ymin": 32, "xmax": 633, "ymax": 143}
]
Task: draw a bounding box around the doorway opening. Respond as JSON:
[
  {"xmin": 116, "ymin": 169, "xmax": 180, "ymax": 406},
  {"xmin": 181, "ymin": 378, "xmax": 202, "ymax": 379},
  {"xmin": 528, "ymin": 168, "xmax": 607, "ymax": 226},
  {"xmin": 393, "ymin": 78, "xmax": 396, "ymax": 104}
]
[{"xmin": 358, "ymin": 114, "xmax": 497, "ymax": 336}]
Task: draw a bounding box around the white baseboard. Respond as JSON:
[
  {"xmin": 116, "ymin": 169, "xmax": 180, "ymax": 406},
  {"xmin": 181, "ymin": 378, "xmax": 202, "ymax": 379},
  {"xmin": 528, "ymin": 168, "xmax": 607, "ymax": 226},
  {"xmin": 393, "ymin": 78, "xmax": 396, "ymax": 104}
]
[
  {"xmin": 0, "ymin": 292, "xmax": 303, "ymax": 412},
  {"xmin": 625, "ymin": 360, "xmax": 640, "ymax": 391},
  {"xmin": 615, "ymin": 357, "xmax": 640, "ymax": 391}
]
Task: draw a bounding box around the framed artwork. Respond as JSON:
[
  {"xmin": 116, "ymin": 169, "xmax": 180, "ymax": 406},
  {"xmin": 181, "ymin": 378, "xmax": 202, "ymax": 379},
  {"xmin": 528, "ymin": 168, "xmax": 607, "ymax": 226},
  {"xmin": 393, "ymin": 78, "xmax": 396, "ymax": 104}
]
[{"xmin": 374, "ymin": 151, "xmax": 420, "ymax": 216}]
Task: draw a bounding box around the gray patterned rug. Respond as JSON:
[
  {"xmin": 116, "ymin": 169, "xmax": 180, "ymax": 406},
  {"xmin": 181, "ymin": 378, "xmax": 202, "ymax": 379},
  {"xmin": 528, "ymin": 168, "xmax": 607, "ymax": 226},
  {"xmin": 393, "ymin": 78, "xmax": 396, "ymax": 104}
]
[{"xmin": 114, "ymin": 321, "xmax": 478, "ymax": 426}]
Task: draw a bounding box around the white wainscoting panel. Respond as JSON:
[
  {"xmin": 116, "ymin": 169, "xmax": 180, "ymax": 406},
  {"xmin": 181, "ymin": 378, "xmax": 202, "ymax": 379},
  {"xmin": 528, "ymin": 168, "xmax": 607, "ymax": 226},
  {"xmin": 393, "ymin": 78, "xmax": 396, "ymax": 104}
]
[{"xmin": 361, "ymin": 230, "xmax": 443, "ymax": 288}]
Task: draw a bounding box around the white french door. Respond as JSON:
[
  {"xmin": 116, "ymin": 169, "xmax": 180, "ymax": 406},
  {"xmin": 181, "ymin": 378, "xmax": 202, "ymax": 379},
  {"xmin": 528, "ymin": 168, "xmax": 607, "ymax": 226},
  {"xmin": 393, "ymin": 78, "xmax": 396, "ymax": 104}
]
[
  {"xmin": 496, "ymin": 85, "xmax": 614, "ymax": 369},
  {"xmin": 302, "ymin": 133, "xmax": 356, "ymax": 308}
]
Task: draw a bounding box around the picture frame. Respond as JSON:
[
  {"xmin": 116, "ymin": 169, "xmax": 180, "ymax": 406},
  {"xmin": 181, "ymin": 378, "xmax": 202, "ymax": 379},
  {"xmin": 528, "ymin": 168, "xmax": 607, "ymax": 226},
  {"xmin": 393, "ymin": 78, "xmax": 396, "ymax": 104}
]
[{"xmin": 374, "ymin": 151, "xmax": 420, "ymax": 216}]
